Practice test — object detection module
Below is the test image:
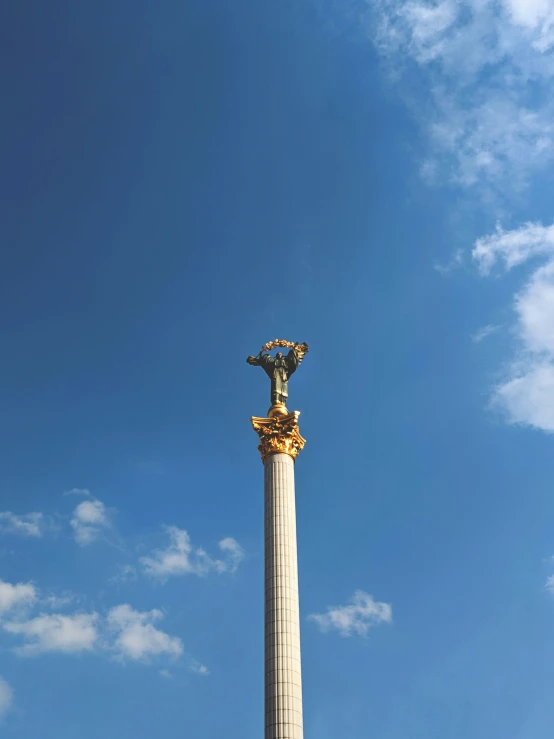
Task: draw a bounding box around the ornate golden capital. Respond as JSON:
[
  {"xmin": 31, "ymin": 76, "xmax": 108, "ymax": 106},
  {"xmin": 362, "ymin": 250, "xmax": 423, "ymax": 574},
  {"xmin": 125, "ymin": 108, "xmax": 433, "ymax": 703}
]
[{"xmin": 251, "ymin": 411, "xmax": 306, "ymax": 463}]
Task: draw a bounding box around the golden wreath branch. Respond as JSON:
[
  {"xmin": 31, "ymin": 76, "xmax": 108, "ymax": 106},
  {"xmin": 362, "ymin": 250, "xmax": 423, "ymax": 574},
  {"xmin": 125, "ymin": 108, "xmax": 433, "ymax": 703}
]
[{"xmin": 260, "ymin": 339, "xmax": 309, "ymax": 353}]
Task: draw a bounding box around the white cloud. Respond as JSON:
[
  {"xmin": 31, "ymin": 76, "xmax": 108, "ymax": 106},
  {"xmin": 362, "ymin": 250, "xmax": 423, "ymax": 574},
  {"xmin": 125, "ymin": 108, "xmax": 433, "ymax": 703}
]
[
  {"xmin": 493, "ymin": 362, "xmax": 554, "ymax": 430},
  {"xmin": 434, "ymin": 248, "xmax": 464, "ymax": 275},
  {"xmin": 515, "ymin": 261, "xmax": 554, "ymax": 354},
  {"xmin": 504, "ymin": 0, "xmax": 552, "ymax": 26},
  {"xmin": 503, "ymin": 0, "xmax": 554, "ymax": 50},
  {"xmin": 472, "ymin": 221, "xmax": 554, "ymax": 431},
  {"xmin": 3, "ymin": 604, "xmax": 186, "ymax": 665},
  {"xmin": 108, "ymin": 564, "xmax": 138, "ymax": 585},
  {"xmin": 403, "ymin": 0, "xmax": 459, "ymax": 61},
  {"xmin": 141, "ymin": 527, "xmax": 243, "ymax": 579},
  {"xmin": 0, "ymin": 511, "xmax": 43, "ymax": 537},
  {"xmin": 0, "ymin": 580, "xmax": 37, "ymax": 615},
  {"xmin": 0, "ymin": 677, "xmax": 13, "ymax": 720},
  {"xmin": 3, "ymin": 613, "xmax": 99, "ymax": 656},
  {"xmin": 141, "ymin": 527, "xmax": 210, "ymax": 577},
  {"xmin": 0, "ymin": 580, "xmax": 76, "ymax": 616},
  {"xmin": 106, "ymin": 604, "xmax": 183, "ymax": 661},
  {"xmin": 308, "ymin": 590, "xmax": 392, "ymax": 638},
  {"xmin": 70, "ymin": 499, "xmax": 110, "ymax": 546},
  {"xmin": 0, "ymin": 577, "xmax": 191, "ymax": 671},
  {"xmin": 546, "ymin": 574, "xmax": 554, "ymax": 593}
]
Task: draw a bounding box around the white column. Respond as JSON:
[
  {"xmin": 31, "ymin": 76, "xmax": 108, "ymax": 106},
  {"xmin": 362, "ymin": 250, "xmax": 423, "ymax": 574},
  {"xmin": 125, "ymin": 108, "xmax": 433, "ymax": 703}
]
[{"xmin": 264, "ymin": 453, "xmax": 303, "ymax": 739}]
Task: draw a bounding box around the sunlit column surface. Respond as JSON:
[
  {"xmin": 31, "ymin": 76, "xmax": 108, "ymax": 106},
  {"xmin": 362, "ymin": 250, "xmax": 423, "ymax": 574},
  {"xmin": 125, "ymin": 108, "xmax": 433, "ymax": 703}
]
[{"xmin": 264, "ymin": 452, "xmax": 303, "ymax": 739}]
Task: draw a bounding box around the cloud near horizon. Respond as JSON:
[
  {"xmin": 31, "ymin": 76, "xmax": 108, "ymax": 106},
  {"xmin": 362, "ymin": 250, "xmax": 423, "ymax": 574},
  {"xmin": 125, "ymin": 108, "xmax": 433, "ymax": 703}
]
[{"xmin": 0, "ymin": 578, "xmax": 189, "ymax": 667}]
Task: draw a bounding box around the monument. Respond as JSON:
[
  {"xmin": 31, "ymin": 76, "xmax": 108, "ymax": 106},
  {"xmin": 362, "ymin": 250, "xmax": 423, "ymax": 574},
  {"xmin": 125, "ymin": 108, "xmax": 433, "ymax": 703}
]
[{"xmin": 247, "ymin": 339, "xmax": 309, "ymax": 739}]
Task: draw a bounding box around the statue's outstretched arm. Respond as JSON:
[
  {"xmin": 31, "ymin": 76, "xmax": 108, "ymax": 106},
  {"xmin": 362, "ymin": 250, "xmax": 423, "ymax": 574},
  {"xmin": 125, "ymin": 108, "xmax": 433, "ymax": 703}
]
[
  {"xmin": 285, "ymin": 343, "xmax": 308, "ymax": 377},
  {"xmin": 247, "ymin": 352, "xmax": 274, "ymax": 377},
  {"xmin": 246, "ymin": 353, "xmax": 262, "ymax": 366}
]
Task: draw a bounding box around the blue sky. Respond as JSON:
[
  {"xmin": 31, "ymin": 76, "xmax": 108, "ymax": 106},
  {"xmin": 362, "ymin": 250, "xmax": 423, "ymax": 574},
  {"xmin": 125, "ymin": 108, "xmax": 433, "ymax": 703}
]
[{"xmin": 3, "ymin": 0, "xmax": 554, "ymax": 736}]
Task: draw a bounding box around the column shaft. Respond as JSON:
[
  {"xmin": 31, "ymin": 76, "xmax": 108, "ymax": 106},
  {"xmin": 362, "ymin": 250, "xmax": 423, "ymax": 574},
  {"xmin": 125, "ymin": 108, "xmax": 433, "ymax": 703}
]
[{"xmin": 264, "ymin": 453, "xmax": 303, "ymax": 739}]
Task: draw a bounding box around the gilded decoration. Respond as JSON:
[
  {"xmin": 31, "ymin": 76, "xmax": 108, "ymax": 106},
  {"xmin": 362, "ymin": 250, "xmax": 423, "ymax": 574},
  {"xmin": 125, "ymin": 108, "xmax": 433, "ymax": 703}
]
[{"xmin": 250, "ymin": 411, "xmax": 306, "ymax": 463}]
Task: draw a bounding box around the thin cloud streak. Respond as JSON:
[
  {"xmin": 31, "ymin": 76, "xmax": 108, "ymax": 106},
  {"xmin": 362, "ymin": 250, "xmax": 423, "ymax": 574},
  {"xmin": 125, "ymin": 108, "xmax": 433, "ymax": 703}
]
[{"xmin": 472, "ymin": 324, "xmax": 501, "ymax": 343}]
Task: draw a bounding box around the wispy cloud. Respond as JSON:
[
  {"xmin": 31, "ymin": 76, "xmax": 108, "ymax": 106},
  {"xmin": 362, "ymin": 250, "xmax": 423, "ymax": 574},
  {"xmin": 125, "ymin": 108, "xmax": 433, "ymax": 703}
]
[
  {"xmin": 365, "ymin": 3, "xmax": 554, "ymax": 431},
  {"xmin": 108, "ymin": 564, "xmax": 138, "ymax": 586},
  {"xmin": 40, "ymin": 592, "xmax": 76, "ymax": 610},
  {"xmin": 473, "ymin": 222, "xmax": 554, "ymax": 275},
  {"xmin": 0, "ymin": 677, "xmax": 13, "ymax": 721},
  {"xmin": 140, "ymin": 526, "xmax": 244, "ymax": 580},
  {"xmin": 371, "ymin": 1, "xmax": 554, "ymax": 195},
  {"xmin": 63, "ymin": 488, "xmax": 91, "ymax": 498},
  {"xmin": 0, "ymin": 511, "xmax": 44, "ymax": 538},
  {"xmin": 308, "ymin": 590, "xmax": 392, "ymax": 638},
  {"xmin": 70, "ymin": 498, "xmax": 111, "ymax": 546},
  {"xmin": 190, "ymin": 659, "xmax": 209, "ymax": 676},
  {"xmin": 434, "ymin": 248, "xmax": 464, "ymax": 275},
  {"xmin": 217, "ymin": 537, "xmax": 245, "ymax": 574},
  {"xmin": 472, "ymin": 324, "xmax": 501, "ymax": 343}
]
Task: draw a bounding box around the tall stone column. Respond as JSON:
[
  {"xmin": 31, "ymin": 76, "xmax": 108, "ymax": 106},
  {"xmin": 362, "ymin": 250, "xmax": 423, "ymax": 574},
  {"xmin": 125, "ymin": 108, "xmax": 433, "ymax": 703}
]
[{"xmin": 252, "ymin": 411, "xmax": 306, "ymax": 739}]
